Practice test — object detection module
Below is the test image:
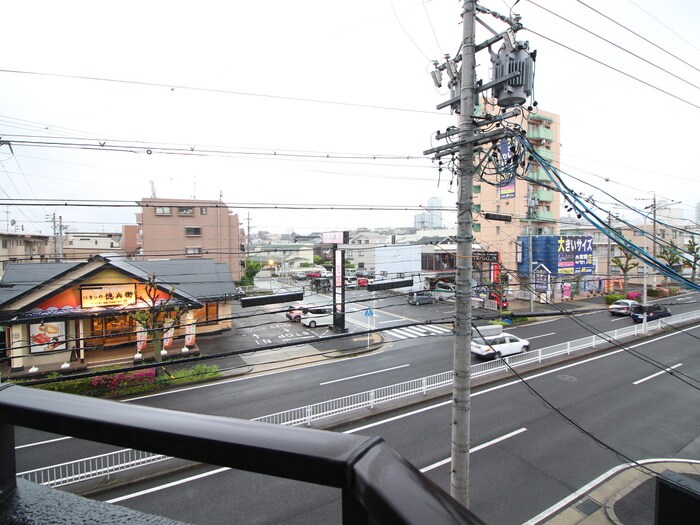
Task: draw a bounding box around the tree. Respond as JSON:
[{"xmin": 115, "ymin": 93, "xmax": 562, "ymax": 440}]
[
  {"xmin": 686, "ymin": 236, "xmax": 700, "ymax": 282},
  {"xmin": 610, "ymin": 247, "xmax": 639, "ymax": 294},
  {"xmin": 129, "ymin": 275, "xmax": 186, "ymax": 363},
  {"xmin": 313, "ymin": 255, "xmax": 325, "ymax": 266},
  {"xmin": 239, "ymin": 259, "xmax": 262, "ymax": 286},
  {"xmin": 658, "ymin": 240, "xmax": 681, "ymax": 285}
]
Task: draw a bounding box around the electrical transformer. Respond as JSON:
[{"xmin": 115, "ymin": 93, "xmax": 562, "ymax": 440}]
[{"xmin": 490, "ymin": 41, "xmax": 535, "ymax": 107}]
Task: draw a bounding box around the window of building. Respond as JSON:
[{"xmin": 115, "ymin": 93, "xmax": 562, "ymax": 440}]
[
  {"xmin": 473, "ymin": 185, "xmax": 481, "ymax": 194},
  {"xmin": 358, "ymin": 251, "xmax": 364, "ymax": 256},
  {"xmin": 178, "ymin": 207, "xmax": 194, "ymax": 216},
  {"xmin": 186, "ymin": 247, "xmax": 203, "ymax": 256},
  {"xmin": 496, "ymin": 226, "xmax": 501, "ymax": 235},
  {"xmin": 1, "ymin": 240, "xmax": 6, "ymax": 249},
  {"xmin": 155, "ymin": 207, "xmax": 171, "ymax": 215},
  {"xmin": 185, "ymin": 227, "xmax": 202, "ymax": 236},
  {"xmin": 200, "ymin": 207, "xmax": 208, "ymax": 215},
  {"xmin": 474, "ymin": 204, "xmax": 481, "ymax": 213},
  {"xmin": 473, "ymin": 223, "xmax": 481, "ymax": 233}
]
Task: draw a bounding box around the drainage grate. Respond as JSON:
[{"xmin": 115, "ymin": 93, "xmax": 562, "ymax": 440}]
[{"xmin": 575, "ymin": 497, "xmax": 601, "ymax": 516}]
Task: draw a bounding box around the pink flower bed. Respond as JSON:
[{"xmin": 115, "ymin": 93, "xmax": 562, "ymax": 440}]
[
  {"xmin": 626, "ymin": 291, "xmax": 641, "ymax": 301},
  {"xmin": 91, "ymin": 368, "xmax": 156, "ymax": 396}
]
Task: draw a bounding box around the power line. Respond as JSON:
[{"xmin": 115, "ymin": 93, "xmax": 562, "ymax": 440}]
[
  {"xmin": 524, "ymin": 28, "xmax": 700, "ymax": 110},
  {"xmin": 525, "ymin": 0, "xmax": 700, "ymax": 91},
  {"xmin": 0, "ymin": 68, "xmax": 444, "ymax": 116}
]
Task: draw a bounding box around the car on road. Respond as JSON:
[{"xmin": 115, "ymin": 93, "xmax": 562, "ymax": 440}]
[
  {"xmin": 631, "ymin": 304, "xmax": 671, "ymax": 323},
  {"xmin": 285, "ymin": 304, "xmax": 310, "ymax": 322},
  {"xmin": 357, "ymin": 277, "xmax": 369, "ymax": 287},
  {"xmin": 301, "ymin": 307, "xmax": 334, "ymax": 328},
  {"xmin": 608, "ymin": 299, "xmax": 641, "ymax": 316},
  {"xmin": 407, "ymin": 291, "xmax": 436, "ymax": 305},
  {"xmin": 471, "ymin": 332, "xmax": 530, "ymax": 358}
]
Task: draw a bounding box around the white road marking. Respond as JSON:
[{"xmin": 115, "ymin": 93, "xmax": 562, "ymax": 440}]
[
  {"xmin": 106, "ymin": 467, "xmax": 230, "ymax": 503},
  {"xmin": 319, "ymin": 364, "xmax": 410, "ymax": 385},
  {"xmin": 633, "ymin": 363, "xmax": 682, "ymax": 385},
  {"xmin": 525, "ymin": 332, "xmax": 556, "ymax": 340},
  {"xmin": 420, "ymin": 428, "xmax": 527, "ymax": 472},
  {"xmin": 15, "ymin": 436, "xmax": 72, "ymax": 449}
]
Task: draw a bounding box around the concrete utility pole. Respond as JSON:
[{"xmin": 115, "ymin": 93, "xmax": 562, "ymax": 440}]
[{"xmin": 451, "ymin": 0, "xmax": 476, "ymax": 506}]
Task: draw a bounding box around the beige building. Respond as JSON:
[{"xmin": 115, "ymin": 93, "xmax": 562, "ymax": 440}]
[
  {"xmin": 135, "ymin": 198, "xmax": 246, "ymax": 282},
  {"xmin": 62, "ymin": 232, "xmax": 123, "ymax": 261},
  {"xmin": 473, "ymin": 104, "xmax": 561, "ymax": 289},
  {"xmin": 0, "ymin": 232, "xmax": 52, "ymax": 274}
]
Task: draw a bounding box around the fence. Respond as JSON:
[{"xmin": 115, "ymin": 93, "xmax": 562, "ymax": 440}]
[
  {"xmin": 17, "ymin": 448, "xmax": 169, "ymax": 488},
  {"xmin": 253, "ymin": 309, "xmax": 700, "ymax": 426},
  {"xmin": 2, "ymin": 384, "xmax": 482, "ymax": 525},
  {"xmin": 17, "ymin": 309, "xmax": 700, "ymax": 489}
]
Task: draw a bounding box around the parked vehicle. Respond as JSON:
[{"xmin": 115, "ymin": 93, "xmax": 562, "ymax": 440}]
[
  {"xmin": 286, "ymin": 304, "xmax": 310, "ymax": 322},
  {"xmin": 471, "ymin": 332, "xmax": 530, "ymax": 358},
  {"xmin": 631, "ymin": 304, "xmax": 671, "ymax": 323},
  {"xmin": 345, "ymin": 277, "xmax": 358, "ymax": 289},
  {"xmin": 608, "ymin": 299, "xmax": 641, "ymax": 316},
  {"xmin": 434, "ymin": 282, "xmax": 456, "ymax": 300},
  {"xmin": 357, "ymin": 277, "xmax": 369, "ymax": 287},
  {"xmin": 301, "ymin": 307, "xmax": 335, "ymax": 328},
  {"xmin": 407, "ymin": 291, "xmax": 436, "ymax": 305}
]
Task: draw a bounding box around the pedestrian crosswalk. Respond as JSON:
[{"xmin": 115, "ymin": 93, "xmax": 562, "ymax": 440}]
[{"xmin": 384, "ymin": 324, "xmax": 453, "ymax": 341}]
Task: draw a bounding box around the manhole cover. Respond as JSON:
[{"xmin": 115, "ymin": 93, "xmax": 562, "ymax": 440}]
[{"xmin": 575, "ymin": 497, "xmax": 601, "ymax": 516}]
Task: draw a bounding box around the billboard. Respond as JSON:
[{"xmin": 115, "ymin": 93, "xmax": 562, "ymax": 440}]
[{"xmin": 557, "ymin": 236, "xmax": 595, "ymax": 275}]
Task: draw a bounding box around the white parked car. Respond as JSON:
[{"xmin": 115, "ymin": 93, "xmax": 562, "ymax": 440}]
[
  {"xmin": 471, "ymin": 332, "xmax": 530, "ymax": 358},
  {"xmin": 301, "ymin": 307, "xmax": 335, "ymax": 328}
]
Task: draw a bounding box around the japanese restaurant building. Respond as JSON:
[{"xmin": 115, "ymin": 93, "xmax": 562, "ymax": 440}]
[{"xmin": 0, "ymin": 255, "xmax": 240, "ymax": 376}]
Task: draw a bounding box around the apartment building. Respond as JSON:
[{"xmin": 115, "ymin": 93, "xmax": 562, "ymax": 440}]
[
  {"xmin": 0, "ymin": 232, "xmax": 52, "ymax": 274},
  {"xmin": 473, "ymin": 103, "xmax": 561, "ymax": 288},
  {"xmin": 135, "ymin": 198, "xmax": 245, "ymax": 282},
  {"xmin": 62, "ymin": 232, "xmax": 123, "ymax": 261}
]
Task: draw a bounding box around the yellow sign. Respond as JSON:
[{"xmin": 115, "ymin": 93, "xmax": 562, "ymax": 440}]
[{"xmin": 81, "ymin": 285, "xmax": 137, "ymax": 308}]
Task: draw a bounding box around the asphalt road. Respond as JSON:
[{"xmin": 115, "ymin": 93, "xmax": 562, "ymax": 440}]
[
  {"xmin": 13, "ymin": 290, "xmax": 700, "ymax": 523},
  {"xmin": 84, "ymin": 322, "xmax": 700, "ymax": 524}
]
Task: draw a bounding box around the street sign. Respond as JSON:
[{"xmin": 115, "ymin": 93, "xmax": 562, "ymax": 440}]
[{"xmin": 364, "ymin": 308, "xmax": 374, "ymax": 317}]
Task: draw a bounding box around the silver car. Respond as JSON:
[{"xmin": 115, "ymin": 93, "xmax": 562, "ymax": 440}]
[{"xmin": 608, "ymin": 299, "xmax": 640, "ymax": 316}]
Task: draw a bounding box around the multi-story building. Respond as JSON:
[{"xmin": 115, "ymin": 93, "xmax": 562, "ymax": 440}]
[
  {"xmin": 62, "ymin": 232, "xmax": 123, "ymax": 261},
  {"xmin": 414, "ymin": 196, "xmax": 444, "ymax": 230},
  {"xmin": 0, "ymin": 233, "xmax": 52, "ymax": 274},
  {"xmin": 135, "ymin": 198, "xmax": 245, "ymax": 282},
  {"xmin": 473, "ymin": 104, "xmax": 561, "ymax": 291}
]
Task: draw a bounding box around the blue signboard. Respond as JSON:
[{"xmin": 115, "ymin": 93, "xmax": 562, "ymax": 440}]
[{"xmin": 517, "ymin": 235, "xmax": 595, "ymax": 277}]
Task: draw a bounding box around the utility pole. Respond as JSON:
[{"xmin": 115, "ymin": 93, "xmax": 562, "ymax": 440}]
[
  {"xmin": 451, "ymin": 0, "xmax": 476, "ymax": 506},
  {"xmin": 424, "ymin": 1, "xmax": 533, "ymax": 508}
]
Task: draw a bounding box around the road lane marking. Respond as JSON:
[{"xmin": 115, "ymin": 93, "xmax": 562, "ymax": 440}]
[
  {"xmin": 525, "ymin": 332, "xmax": 556, "ymax": 340},
  {"xmin": 106, "ymin": 467, "xmax": 230, "ymax": 503},
  {"xmin": 633, "ymin": 363, "xmax": 683, "ymax": 385},
  {"xmin": 420, "ymin": 428, "xmax": 527, "ymax": 472},
  {"xmin": 319, "ymin": 364, "xmax": 410, "ymax": 385},
  {"xmin": 15, "ymin": 436, "xmax": 72, "ymax": 449}
]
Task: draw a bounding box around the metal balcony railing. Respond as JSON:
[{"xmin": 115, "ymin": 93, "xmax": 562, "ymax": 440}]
[{"xmin": 0, "ymin": 384, "xmax": 484, "ymax": 525}]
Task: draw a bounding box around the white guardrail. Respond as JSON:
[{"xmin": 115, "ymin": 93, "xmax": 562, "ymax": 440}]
[
  {"xmin": 17, "ymin": 448, "xmax": 169, "ymax": 488},
  {"xmin": 19, "ymin": 309, "xmax": 700, "ymax": 488}
]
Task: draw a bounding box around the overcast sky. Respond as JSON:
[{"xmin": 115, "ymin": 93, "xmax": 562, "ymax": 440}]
[{"xmin": 1, "ymin": 0, "xmax": 698, "ymax": 236}]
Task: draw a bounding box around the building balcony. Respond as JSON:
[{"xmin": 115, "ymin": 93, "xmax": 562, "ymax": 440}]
[
  {"xmin": 534, "ymin": 209, "xmax": 555, "ymax": 221},
  {"xmin": 535, "ymin": 147, "xmax": 554, "ymax": 162},
  {"xmin": 529, "ymin": 167, "xmax": 550, "ymax": 182},
  {"xmin": 528, "ymin": 113, "xmax": 554, "ymax": 124},
  {"xmin": 0, "ymin": 384, "xmax": 482, "ymax": 525},
  {"xmin": 535, "ymin": 189, "xmax": 555, "ymax": 202},
  {"xmin": 527, "ymin": 126, "xmax": 553, "ymax": 142}
]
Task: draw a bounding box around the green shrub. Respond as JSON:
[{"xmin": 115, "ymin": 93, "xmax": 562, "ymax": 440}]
[
  {"xmin": 27, "ymin": 363, "xmax": 222, "ymax": 398},
  {"xmin": 669, "ymin": 287, "xmax": 680, "ymax": 295},
  {"xmin": 605, "ymin": 294, "xmax": 626, "ymax": 305}
]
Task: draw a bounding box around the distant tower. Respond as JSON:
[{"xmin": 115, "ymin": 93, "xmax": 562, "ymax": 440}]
[{"xmin": 426, "ymin": 197, "xmax": 443, "ymax": 229}]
